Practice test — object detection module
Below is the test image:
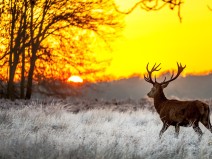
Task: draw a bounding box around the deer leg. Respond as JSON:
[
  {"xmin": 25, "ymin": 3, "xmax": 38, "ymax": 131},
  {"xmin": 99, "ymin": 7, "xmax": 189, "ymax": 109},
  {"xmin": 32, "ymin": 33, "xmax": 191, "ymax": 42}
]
[
  {"xmin": 201, "ymin": 118, "xmax": 212, "ymax": 133},
  {"xmin": 192, "ymin": 124, "xmax": 203, "ymax": 141},
  {"xmin": 159, "ymin": 123, "xmax": 169, "ymax": 139},
  {"xmin": 175, "ymin": 124, "xmax": 180, "ymax": 138}
]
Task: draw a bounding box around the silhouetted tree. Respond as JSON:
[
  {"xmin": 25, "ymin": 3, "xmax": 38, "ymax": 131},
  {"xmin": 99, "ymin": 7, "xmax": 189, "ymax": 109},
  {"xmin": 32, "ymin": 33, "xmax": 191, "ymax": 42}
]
[
  {"xmin": 25, "ymin": 0, "xmax": 122, "ymax": 99},
  {"xmin": 0, "ymin": 0, "xmax": 123, "ymax": 99},
  {"xmin": 0, "ymin": 0, "xmax": 30, "ymax": 99},
  {"xmin": 114, "ymin": 0, "xmax": 183, "ymax": 22}
]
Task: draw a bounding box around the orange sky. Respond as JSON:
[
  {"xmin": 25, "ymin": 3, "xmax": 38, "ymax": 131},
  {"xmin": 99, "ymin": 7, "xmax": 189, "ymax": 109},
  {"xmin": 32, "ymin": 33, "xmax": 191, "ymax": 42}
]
[{"xmin": 102, "ymin": 0, "xmax": 212, "ymax": 79}]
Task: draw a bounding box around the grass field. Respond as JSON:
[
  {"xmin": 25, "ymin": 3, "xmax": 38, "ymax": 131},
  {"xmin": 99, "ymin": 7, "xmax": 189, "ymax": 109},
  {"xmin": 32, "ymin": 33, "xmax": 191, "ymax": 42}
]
[{"xmin": 0, "ymin": 98, "xmax": 212, "ymax": 159}]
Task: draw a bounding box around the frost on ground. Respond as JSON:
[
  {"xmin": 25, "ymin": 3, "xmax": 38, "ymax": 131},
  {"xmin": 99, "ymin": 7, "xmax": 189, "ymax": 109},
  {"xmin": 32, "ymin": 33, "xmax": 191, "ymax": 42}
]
[{"xmin": 0, "ymin": 98, "xmax": 212, "ymax": 159}]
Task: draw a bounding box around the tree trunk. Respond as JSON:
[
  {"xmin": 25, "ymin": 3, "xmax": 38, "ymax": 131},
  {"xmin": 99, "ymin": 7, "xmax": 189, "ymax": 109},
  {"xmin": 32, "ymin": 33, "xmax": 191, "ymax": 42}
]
[
  {"xmin": 20, "ymin": 50, "xmax": 25, "ymax": 99},
  {"xmin": 25, "ymin": 1, "xmax": 35, "ymax": 100},
  {"xmin": 7, "ymin": 64, "xmax": 17, "ymax": 100},
  {"xmin": 25, "ymin": 57, "xmax": 36, "ymax": 99},
  {"xmin": 20, "ymin": 1, "xmax": 27, "ymax": 99},
  {"xmin": 7, "ymin": 1, "xmax": 15, "ymax": 100}
]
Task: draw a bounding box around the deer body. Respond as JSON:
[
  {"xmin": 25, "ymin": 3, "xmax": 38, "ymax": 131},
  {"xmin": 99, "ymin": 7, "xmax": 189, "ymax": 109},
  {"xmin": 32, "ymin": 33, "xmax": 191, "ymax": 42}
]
[
  {"xmin": 160, "ymin": 100, "xmax": 208, "ymax": 125},
  {"xmin": 145, "ymin": 63, "xmax": 212, "ymax": 139}
]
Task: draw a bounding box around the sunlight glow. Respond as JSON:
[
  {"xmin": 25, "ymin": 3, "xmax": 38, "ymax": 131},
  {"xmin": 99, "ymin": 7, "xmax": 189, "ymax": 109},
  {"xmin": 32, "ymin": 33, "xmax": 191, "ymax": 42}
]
[
  {"xmin": 103, "ymin": 0, "xmax": 212, "ymax": 80},
  {"xmin": 68, "ymin": 76, "xmax": 83, "ymax": 83}
]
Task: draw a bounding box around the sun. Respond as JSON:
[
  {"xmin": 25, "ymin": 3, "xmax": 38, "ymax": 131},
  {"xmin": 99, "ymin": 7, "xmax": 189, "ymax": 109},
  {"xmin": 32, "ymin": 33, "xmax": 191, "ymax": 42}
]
[{"xmin": 67, "ymin": 75, "xmax": 83, "ymax": 83}]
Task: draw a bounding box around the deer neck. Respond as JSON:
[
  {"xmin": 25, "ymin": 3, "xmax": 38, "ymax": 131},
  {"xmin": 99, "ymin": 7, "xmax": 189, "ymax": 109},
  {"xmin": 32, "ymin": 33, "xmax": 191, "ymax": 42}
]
[{"xmin": 153, "ymin": 90, "xmax": 167, "ymax": 112}]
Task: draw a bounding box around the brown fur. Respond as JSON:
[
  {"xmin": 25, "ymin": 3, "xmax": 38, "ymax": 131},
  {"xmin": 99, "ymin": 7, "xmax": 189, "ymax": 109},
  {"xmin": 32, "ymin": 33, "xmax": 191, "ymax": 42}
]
[
  {"xmin": 148, "ymin": 83, "xmax": 212, "ymax": 139},
  {"xmin": 144, "ymin": 63, "xmax": 212, "ymax": 139}
]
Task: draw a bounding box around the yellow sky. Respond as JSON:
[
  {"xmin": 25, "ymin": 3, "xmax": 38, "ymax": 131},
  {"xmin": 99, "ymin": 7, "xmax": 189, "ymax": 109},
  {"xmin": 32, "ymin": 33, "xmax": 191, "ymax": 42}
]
[{"xmin": 104, "ymin": 0, "xmax": 212, "ymax": 79}]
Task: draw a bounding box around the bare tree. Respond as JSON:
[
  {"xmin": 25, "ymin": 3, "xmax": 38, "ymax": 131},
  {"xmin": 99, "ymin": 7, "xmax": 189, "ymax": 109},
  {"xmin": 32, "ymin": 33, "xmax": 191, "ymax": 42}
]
[
  {"xmin": 0, "ymin": 0, "xmax": 30, "ymax": 99},
  {"xmin": 25, "ymin": 0, "xmax": 122, "ymax": 99},
  {"xmin": 0, "ymin": 0, "xmax": 123, "ymax": 99},
  {"xmin": 114, "ymin": 0, "xmax": 183, "ymax": 22}
]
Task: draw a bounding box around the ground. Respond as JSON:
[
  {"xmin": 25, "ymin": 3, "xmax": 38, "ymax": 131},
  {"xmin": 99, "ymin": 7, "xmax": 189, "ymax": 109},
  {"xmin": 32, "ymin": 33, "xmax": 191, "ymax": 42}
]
[{"xmin": 0, "ymin": 98, "xmax": 212, "ymax": 159}]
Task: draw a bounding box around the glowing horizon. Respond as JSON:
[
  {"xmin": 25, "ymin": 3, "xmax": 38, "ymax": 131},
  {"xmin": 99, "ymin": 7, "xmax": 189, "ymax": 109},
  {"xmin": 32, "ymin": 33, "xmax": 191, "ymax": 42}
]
[
  {"xmin": 68, "ymin": 75, "xmax": 83, "ymax": 83},
  {"xmin": 99, "ymin": 0, "xmax": 212, "ymax": 81}
]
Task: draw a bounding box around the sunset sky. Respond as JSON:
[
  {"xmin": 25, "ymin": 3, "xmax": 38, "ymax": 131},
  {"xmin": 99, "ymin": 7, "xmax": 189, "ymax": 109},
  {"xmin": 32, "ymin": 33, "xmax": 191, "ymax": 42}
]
[{"xmin": 102, "ymin": 0, "xmax": 212, "ymax": 79}]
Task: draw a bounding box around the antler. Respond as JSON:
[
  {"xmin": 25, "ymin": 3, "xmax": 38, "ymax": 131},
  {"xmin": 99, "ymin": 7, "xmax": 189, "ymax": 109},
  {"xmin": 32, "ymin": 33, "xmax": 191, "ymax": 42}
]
[
  {"xmin": 144, "ymin": 62, "xmax": 186, "ymax": 85},
  {"xmin": 160, "ymin": 62, "xmax": 186, "ymax": 85},
  {"xmin": 144, "ymin": 63, "xmax": 161, "ymax": 84}
]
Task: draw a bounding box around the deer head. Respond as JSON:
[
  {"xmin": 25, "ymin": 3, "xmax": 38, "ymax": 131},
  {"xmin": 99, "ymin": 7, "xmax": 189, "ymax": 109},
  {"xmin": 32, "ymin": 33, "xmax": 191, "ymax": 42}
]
[{"xmin": 144, "ymin": 63, "xmax": 186, "ymax": 98}]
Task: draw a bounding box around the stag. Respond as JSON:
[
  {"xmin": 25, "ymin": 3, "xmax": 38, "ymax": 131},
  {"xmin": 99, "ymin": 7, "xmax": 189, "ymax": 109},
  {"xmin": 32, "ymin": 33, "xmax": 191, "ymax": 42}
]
[{"xmin": 144, "ymin": 63, "xmax": 212, "ymax": 139}]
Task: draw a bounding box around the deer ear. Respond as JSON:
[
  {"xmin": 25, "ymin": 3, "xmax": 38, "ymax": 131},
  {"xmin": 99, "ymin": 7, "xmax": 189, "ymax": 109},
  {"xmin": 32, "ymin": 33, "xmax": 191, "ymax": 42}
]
[{"xmin": 161, "ymin": 83, "xmax": 169, "ymax": 88}]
